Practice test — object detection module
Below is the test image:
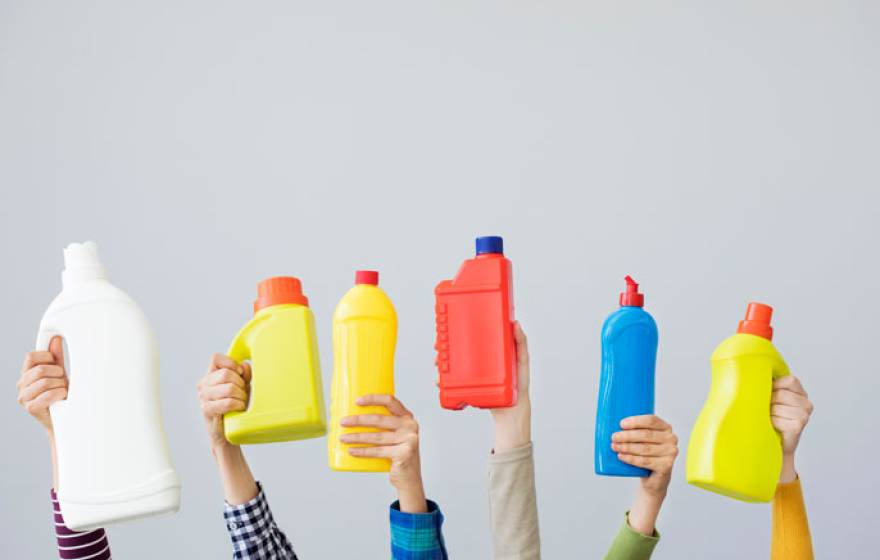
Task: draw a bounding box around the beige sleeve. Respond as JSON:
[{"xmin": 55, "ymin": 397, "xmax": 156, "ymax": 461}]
[{"xmin": 488, "ymin": 442, "xmax": 541, "ymax": 560}]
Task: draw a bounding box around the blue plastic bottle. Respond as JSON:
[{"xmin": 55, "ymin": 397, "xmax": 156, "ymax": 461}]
[{"xmin": 595, "ymin": 276, "xmax": 658, "ymax": 477}]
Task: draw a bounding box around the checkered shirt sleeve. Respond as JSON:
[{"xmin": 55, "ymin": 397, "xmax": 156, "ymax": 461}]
[{"xmin": 224, "ymin": 482, "xmax": 297, "ymax": 559}]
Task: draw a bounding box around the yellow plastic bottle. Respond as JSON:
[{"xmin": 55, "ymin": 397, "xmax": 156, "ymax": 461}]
[
  {"xmin": 328, "ymin": 270, "xmax": 397, "ymax": 472},
  {"xmin": 224, "ymin": 277, "xmax": 327, "ymax": 445},
  {"xmin": 686, "ymin": 302, "xmax": 790, "ymax": 502}
]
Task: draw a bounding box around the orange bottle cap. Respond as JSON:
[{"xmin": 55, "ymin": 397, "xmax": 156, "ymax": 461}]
[
  {"xmin": 355, "ymin": 270, "xmax": 379, "ymax": 285},
  {"xmin": 253, "ymin": 276, "xmax": 309, "ymax": 313},
  {"xmin": 737, "ymin": 302, "xmax": 773, "ymax": 340}
]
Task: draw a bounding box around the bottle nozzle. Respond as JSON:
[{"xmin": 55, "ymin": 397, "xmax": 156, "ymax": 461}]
[
  {"xmin": 737, "ymin": 302, "xmax": 774, "ymax": 340},
  {"xmin": 62, "ymin": 241, "xmax": 106, "ymax": 285},
  {"xmin": 619, "ymin": 275, "xmax": 645, "ymax": 307}
]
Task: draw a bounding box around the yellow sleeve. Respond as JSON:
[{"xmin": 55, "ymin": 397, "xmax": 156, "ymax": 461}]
[{"xmin": 771, "ymin": 477, "xmax": 814, "ymax": 560}]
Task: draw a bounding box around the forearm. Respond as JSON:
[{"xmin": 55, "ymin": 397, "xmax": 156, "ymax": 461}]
[
  {"xmin": 212, "ymin": 444, "xmax": 259, "ymax": 505},
  {"xmin": 49, "ymin": 430, "xmax": 59, "ymax": 491},
  {"xmin": 488, "ymin": 442, "xmax": 540, "ymax": 560},
  {"xmin": 628, "ymin": 488, "xmax": 664, "ymax": 536},
  {"xmin": 771, "ymin": 476, "xmax": 814, "ymax": 560}
]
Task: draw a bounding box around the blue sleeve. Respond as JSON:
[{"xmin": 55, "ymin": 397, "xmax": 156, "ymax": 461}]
[{"xmin": 389, "ymin": 500, "xmax": 448, "ymax": 560}]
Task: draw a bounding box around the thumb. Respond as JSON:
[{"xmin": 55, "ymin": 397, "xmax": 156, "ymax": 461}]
[{"xmin": 48, "ymin": 336, "xmax": 66, "ymax": 372}]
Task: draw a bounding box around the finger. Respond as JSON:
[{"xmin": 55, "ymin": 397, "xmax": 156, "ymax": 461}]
[
  {"xmin": 611, "ymin": 429, "xmax": 664, "ymax": 444},
  {"xmin": 240, "ymin": 362, "xmax": 253, "ymax": 384},
  {"xmin": 208, "ymin": 368, "xmax": 247, "ymax": 390},
  {"xmin": 620, "ymin": 415, "xmax": 670, "ymax": 431},
  {"xmin": 770, "ymin": 404, "xmax": 809, "ymax": 421},
  {"xmin": 22, "ymin": 351, "xmax": 57, "ymax": 372},
  {"xmin": 202, "ymin": 398, "xmax": 247, "ymax": 417},
  {"xmin": 17, "ymin": 364, "xmax": 65, "ymax": 391},
  {"xmin": 340, "ymin": 414, "xmax": 402, "ymax": 430},
  {"xmin": 611, "ymin": 442, "xmax": 675, "ymax": 457},
  {"xmin": 202, "ymin": 383, "xmax": 248, "ymax": 403},
  {"xmin": 18, "ymin": 376, "xmax": 67, "ymax": 404},
  {"xmin": 355, "ymin": 394, "xmax": 410, "ymax": 417},
  {"xmin": 771, "ymin": 416, "xmax": 804, "ymax": 434},
  {"xmin": 514, "ymin": 321, "xmax": 529, "ymax": 364},
  {"xmin": 617, "ymin": 453, "xmax": 655, "ymax": 469},
  {"xmin": 24, "ymin": 387, "xmax": 67, "ymax": 414},
  {"xmin": 48, "ymin": 336, "xmax": 66, "ymax": 371},
  {"xmin": 209, "ymin": 353, "xmax": 243, "ymax": 375},
  {"xmin": 773, "ymin": 375, "xmax": 806, "ymax": 396},
  {"xmin": 770, "ymin": 389, "xmax": 799, "ymax": 406},
  {"xmin": 339, "ymin": 431, "xmax": 405, "ymax": 445},
  {"xmin": 348, "ymin": 446, "xmax": 394, "ymax": 458}
]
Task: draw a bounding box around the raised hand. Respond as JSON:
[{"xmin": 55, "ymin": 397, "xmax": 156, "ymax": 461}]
[
  {"xmin": 612, "ymin": 414, "xmax": 679, "ymax": 535},
  {"xmin": 340, "ymin": 394, "xmax": 427, "ymax": 513}
]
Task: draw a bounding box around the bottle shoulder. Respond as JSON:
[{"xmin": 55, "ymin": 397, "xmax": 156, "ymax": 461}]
[
  {"xmin": 43, "ymin": 280, "xmax": 138, "ymax": 317},
  {"xmin": 333, "ymin": 286, "xmax": 397, "ymax": 322},
  {"xmin": 711, "ymin": 333, "xmax": 787, "ymax": 365},
  {"xmin": 601, "ymin": 307, "xmax": 657, "ymax": 337}
]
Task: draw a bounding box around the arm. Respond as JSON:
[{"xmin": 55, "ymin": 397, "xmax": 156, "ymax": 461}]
[
  {"xmin": 770, "ymin": 375, "xmax": 814, "ymax": 560},
  {"xmin": 18, "ymin": 340, "xmax": 113, "ymax": 560},
  {"xmin": 198, "ymin": 354, "xmax": 297, "ymax": 559},
  {"xmin": 339, "ymin": 394, "xmax": 447, "ymax": 559},
  {"xmin": 487, "ymin": 321, "xmax": 540, "ymax": 560},
  {"xmin": 604, "ymin": 415, "xmax": 679, "ymax": 560}
]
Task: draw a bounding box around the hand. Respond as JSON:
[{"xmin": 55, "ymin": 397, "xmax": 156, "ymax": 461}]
[
  {"xmin": 17, "ymin": 337, "xmax": 68, "ymax": 434},
  {"xmin": 490, "ymin": 321, "xmax": 532, "ymax": 453},
  {"xmin": 612, "ymin": 415, "xmax": 679, "ymax": 536},
  {"xmin": 771, "ymin": 375, "xmax": 813, "ymax": 483},
  {"xmin": 197, "ymin": 354, "xmax": 251, "ymax": 451},
  {"xmin": 340, "ymin": 394, "xmax": 427, "ymax": 513},
  {"xmin": 612, "ymin": 415, "xmax": 679, "ymax": 498}
]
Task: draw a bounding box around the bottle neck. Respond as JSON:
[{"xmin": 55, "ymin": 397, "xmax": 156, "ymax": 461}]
[{"xmin": 475, "ymin": 252, "xmax": 503, "ymax": 260}]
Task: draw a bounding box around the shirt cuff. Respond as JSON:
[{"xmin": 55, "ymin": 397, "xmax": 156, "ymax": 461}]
[
  {"xmin": 223, "ymin": 482, "xmax": 275, "ymax": 542},
  {"xmin": 489, "ymin": 441, "xmax": 534, "ymax": 464},
  {"xmin": 608, "ymin": 511, "xmax": 660, "ymax": 558},
  {"xmin": 389, "ymin": 499, "xmax": 446, "ymax": 559}
]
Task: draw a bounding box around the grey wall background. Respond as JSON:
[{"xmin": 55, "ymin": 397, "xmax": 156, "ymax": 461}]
[{"xmin": 1, "ymin": 1, "xmax": 878, "ymax": 558}]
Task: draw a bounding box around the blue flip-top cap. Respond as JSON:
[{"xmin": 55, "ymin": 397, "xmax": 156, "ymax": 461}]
[{"xmin": 475, "ymin": 236, "xmax": 504, "ymax": 255}]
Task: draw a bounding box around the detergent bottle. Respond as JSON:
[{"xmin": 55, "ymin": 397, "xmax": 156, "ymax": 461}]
[
  {"xmin": 686, "ymin": 302, "xmax": 790, "ymax": 502},
  {"xmin": 435, "ymin": 236, "xmax": 516, "ymax": 410},
  {"xmin": 224, "ymin": 277, "xmax": 326, "ymax": 444},
  {"xmin": 36, "ymin": 242, "xmax": 180, "ymax": 531},
  {"xmin": 328, "ymin": 270, "xmax": 397, "ymax": 472},
  {"xmin": 595, "ymin": 276, "xmax": 658, "ymax": 477}
]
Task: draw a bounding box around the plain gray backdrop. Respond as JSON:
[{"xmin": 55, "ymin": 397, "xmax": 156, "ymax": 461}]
[{"xmin": 1, "ymin": 1, "xmax": 878, "ymax": 558}]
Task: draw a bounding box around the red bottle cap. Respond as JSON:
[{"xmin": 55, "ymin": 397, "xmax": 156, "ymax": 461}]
[
  {"xmin": 737, "ymin": 302, "xmax": 773, "ymax": 340},
  {"xmin": 355, "ymin": 270, "xmax": 379, "ymax": 285},
  {"xmin": 619, "ymin": 275, "xmax": 645, "ymax": 307},
  {"xmin": 253, "ymin": 276, "xmax": 309, "ymax": 313}
]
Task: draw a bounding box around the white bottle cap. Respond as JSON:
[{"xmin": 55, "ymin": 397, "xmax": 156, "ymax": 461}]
[{"xmin": 62, "ymin": 241, "xmax": 107, "ymax": 285}]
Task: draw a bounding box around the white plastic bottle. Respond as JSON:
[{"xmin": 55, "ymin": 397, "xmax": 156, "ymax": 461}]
[{"xmin": 36, "ymin": 242, "xmax": 180, "ymax": 530}]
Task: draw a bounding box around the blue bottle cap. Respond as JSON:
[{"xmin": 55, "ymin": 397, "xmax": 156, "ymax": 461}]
[{"xmin": 475, "ymin": 236, "xmax": 504, "ymax": 255}]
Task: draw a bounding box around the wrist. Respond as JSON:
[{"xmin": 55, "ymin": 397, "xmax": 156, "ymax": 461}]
[
  {"xmin": 396, "ymin": 476, "xmax": 427, "ymax": 514},
  {"xmin": 629, "ymin": 486, "xmax": 664, "ymax": 536},
  {"xmin": 779, "ymin": 452, "xmax": 797, "ymax": 484},
  {"xmin": 491, "ymin": 398, "xmax": 531, "ymax": 453}
]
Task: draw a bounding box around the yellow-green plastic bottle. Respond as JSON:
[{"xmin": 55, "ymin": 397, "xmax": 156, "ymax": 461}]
[
  {"xmin": 224, "ymin": 277, "xmax": 327, "ymax": 445},
  {"xmin": 686, "ymin": 302, "xmax": 790, "ymax": 502},
  {"xmin": 328, "ymin": 270, "xmax": 397, "ymax": 472}
]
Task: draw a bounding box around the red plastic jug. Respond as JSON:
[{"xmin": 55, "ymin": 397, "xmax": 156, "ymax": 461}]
[{"xmin": 434, "ymin": 236, "xmax": 516, "ymax": 409}]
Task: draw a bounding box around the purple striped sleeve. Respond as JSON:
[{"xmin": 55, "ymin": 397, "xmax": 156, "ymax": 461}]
[{"xmin": 51, "ymin": 490, "xmax": 112, "ymax": 560}]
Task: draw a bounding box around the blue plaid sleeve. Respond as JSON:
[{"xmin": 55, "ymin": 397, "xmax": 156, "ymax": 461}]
[
  {"xmin": 224, "ymin": 482, "xmax": 297, "ymax": 559},
  {"xmin": 389, "ymin": 500, "xmax": 448, "ymax": 560}
]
